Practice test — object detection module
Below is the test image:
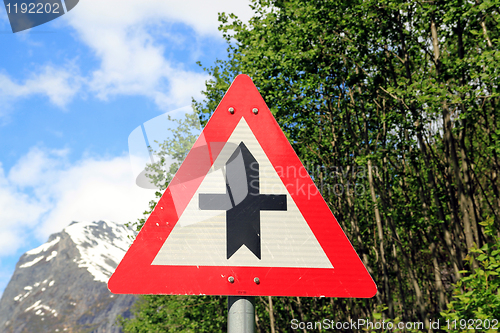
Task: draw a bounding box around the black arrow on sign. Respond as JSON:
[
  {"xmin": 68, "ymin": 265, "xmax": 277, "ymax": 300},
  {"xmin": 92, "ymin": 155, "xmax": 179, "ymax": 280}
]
[{"xmin": 199, "ymin": 142, "xmax": 287, "ymax": 259}]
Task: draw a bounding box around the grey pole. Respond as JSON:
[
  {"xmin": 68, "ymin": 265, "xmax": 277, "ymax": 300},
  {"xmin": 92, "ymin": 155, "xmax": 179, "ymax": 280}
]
[{"xmin": 228, "ymin": 296, "xmax": 255, "ymax": 333}]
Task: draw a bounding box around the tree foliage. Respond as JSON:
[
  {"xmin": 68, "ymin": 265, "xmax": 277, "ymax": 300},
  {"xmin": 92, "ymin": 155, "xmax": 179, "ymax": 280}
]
[
  {"xmin": 441, "ymin": 217, "xmax": 500, "ymax": 331},
  {"xmin": 120, "ymin": 295, "xmax": 227, "ymax": 333},
  {"xmin": 122, "ymin": 0, "xmax": 500, "ymax": 331}
]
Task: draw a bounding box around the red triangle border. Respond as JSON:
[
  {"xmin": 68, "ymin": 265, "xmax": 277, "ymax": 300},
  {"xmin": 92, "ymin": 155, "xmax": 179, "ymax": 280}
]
[{"xmin": 108, "ymin": 75, "xmax": 377, "ymax": 298}]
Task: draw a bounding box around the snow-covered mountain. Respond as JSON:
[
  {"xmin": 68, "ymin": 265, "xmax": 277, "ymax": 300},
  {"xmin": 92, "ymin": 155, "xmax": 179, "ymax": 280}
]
[{"xmin": 0, "ymin": 220, "xmax": 137, "ymax": 333}]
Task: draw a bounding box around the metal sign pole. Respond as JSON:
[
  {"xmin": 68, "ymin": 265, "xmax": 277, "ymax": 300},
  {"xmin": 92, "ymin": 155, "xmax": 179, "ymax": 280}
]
[{"xmin": 228, "ymin": 296, "xmax": 255, "ymax": 333}]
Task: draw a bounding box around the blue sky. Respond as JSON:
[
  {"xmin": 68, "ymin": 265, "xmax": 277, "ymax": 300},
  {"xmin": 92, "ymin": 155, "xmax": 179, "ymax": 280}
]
[{"xmin": 0, "ymin": 0, "xmax": 253, "ymax": 295}]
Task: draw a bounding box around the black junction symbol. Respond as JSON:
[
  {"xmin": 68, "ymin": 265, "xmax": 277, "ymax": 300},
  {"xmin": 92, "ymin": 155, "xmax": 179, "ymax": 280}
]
[{"xmin": 199, "ymin": 142, "xmax": 287, "ymax": 259}]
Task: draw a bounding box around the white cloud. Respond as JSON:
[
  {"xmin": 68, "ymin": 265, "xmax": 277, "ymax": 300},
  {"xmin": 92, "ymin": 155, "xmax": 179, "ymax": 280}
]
[
  {"xmin": 0, "ymin": 1, "xmax": 254, "ymax": 113},
  {"xmin": 0, "ymin": 64, "xmax": 82, "ymax": 112},
  {"xmin": 66, "ymin": 0, "xmax": 253, "ymax": 39},
  {"xmin": 81, "ymin": 25, "xmax": 209, "ymax": 109},
  {"xmin": 8, "ymin": 147, "xmax": 69, "ymax": 188},
  {"xmin": 0, "ymin": 164, "xmax": 48, "ymax": 256},
  {"xmin": 35, "ymin": 154, "xmax": 154, "ymax": 237},
  {"xmin": 0, "ymin": 146, "xmax": 154, "ymax": 256},
  {"xmin": 62, "ymin": 0, "xmax": 254, "ymax": 110}
]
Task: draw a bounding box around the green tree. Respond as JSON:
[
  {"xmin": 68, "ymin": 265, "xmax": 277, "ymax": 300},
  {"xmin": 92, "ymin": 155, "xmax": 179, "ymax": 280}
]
[
  {"xmin": 120, "ymin": 295, "xmax": 227, "ymax": 333},
  {"xmin": 441, "ymin": 217, "xmax": 500, "ymax": 332},
  {"xmin": 194, "ymin": 0, "xmax": 500, "ymax": 328},
  {"xmin": 124, "ymin": 0, "xmax": 500, "ymax": 331}
]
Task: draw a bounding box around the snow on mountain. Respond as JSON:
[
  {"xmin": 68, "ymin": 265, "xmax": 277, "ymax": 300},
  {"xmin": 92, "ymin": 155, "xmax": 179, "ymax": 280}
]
[
  {"xmin": 18, "ymin": 220, "xmax": 135, "ymax": 283},
  {"xmin": 64, "ymin": 220, "xmax": 136, "ymax": 283},
  {"xmin": 26, "ymin": 236, "xmax": 61, "ymax": 256},
  {"xmin": 0, "ymin": 220, "xmax": 137, "ymax": 333}
]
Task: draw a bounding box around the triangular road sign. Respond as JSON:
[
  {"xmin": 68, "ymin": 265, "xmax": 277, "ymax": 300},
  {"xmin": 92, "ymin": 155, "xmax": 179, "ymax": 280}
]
[{"xmin": 109, "ymin": 75, "xmax": 377, "ymax": 297}]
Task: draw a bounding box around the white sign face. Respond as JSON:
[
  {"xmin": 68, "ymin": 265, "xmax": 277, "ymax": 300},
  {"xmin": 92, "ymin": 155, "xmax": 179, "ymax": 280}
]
[{"xmin": 152, "ymin": 118, "xmax": 332, "ymax": 269}]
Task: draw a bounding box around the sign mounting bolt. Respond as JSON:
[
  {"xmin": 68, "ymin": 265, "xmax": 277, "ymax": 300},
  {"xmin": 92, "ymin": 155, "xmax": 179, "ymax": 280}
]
[
  {"xmin": 252, "ymin": 108, "xmax": 258, "ymax": 115},
  {"xmin": 254, "ymin": 277, "xmax": 260, "ymax": 284},
  {"xmin": 228, "ymin": 107, "xmax": 235, "ymax": 114},
  {"xmin": 228, "ymin": 276, "xmax": 235, "ymax": 283}
]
